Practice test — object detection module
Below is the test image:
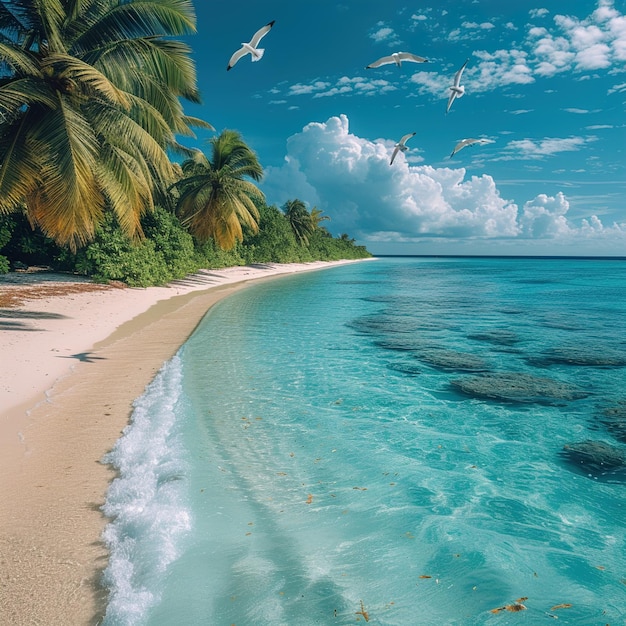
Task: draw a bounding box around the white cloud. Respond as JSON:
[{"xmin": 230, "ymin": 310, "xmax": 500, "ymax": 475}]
[
  {"xmin": 530, "ymin": 8, "xmax": 549, "ymax": 19},
  {"xmin": 261, "ymin": 116, "xmax": 621, "ymax": 247},
  {"xmin": 272, "ymin": 2, "xmax": 625, "ymax": 109},
  {"xmin": 287, "ymin": 81, "xmax": 331, "ymax": 96},
  {"xmin": 369, "ymin": 22, "xmax": 401, "ymax": 45},
  {"xmin": 262, "ymin": 115, "xmax": 520, "ymax": 241},
  {"xmin": 500, "ymin": 136, "xmax": 591, "ymax": 159},
  {"xmin": 448, "ymin": 21, "xmax": 495, "ymax": 41},
  {"xmin": 528, "ymin": 0, "xmax": 626, "ymax": 75},
  {"xmin": 519, "ymin": 192, "xmax": 572, "ymax": 237}
]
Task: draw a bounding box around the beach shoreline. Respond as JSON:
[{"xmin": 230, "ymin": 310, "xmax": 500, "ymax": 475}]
[{"xmin": 0, "ymin": 260, "xmax": 368, "ymax": 624}]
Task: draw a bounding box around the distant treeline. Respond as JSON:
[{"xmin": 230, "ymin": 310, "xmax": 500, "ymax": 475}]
[{"xmin": 0, "ymin": 203, "xmax": 371, "ymax": 287}]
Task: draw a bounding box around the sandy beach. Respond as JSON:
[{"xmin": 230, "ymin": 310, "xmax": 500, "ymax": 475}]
[{"xmin": 0, "ymin": 260, "xmax": 363, "ymax": 625}]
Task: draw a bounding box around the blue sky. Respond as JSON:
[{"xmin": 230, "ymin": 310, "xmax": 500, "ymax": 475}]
[{"xmin": 181, "ymin": 0, "xmax": 626, "ymax": 256}]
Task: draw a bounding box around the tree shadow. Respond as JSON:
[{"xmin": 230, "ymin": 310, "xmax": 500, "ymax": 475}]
[
  {"xmin": 168, "ymin": 270, "xmax": 236, "ymax": 288},
  {"xmin": 0, "ymin": 310, "xmax": 69, "ymax": 319},
  {"xmin": 0, "ymin": 310, "xmax": 70, "ymax": 331}
]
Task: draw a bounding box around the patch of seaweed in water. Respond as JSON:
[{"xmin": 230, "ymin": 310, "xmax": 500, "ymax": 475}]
[
  {"xmin": 467, "ymin": 329, "xmax": 520, "ymax": 347},
  {"xmin": 591, "ymin": 401, "xmax": 626, "ymax": 443},
  {"xmin": 527, "ymin": 345, "xmax": 626, "ymax": 368},
  {"xmin": 417, "ymin": 349, "xmax": 489, "ymax": 372},
  {"xmin": 559, "ymin": 439, "xmax": 626, "ymax": 483},
  {"xmin": 450, "ymin": 372, "xmax": 589, "ymax": 405},
  {"xmin": 386, "ymin": 360, "xmax": 422, "ymax": 376}
]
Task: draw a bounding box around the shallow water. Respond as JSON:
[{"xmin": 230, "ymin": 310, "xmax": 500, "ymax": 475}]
[{"xmin": 102, "ymin": 257, "xmax": 626, "ymax": 625}]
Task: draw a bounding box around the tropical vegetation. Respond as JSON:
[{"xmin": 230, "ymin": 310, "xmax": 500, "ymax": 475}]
[
  {"xmin": 0, "ymin": 0, "xmax": 370, "ymax": 284},
  {"xmin": 172, "ymin": 130, "xmax": 263, "ymax": 250}
]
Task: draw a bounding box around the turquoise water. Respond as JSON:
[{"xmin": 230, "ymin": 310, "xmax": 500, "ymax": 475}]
[{"xmin": 102, "ymin": 257, "xmax": 626, "ymax": 625}]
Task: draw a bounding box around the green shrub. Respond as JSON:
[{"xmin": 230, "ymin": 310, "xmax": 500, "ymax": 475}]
[{"xmin": 73, "ymin": 208, "xmax": 199, "ymax": 286}]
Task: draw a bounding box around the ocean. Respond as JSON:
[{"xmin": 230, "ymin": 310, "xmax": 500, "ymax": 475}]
[{"xmin": 100, "ymin": 256, "xmax": 626, "ymax": 625}]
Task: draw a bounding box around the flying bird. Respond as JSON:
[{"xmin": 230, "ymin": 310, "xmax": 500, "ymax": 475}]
[
  {"xmin": 390, "ymin": 132, "xmax": 416, "ymax": 165},
  {"xmin": 227, "ymin": 21, "xmax": 275, "ymax": 70},
  {"xmin": 449, "ymin": 138, "xmax": 495, "ymax": 158},
  {"xmin": 446, "ymin": 59, "xmax": 468, "ymax": 114},
  {"xmin": 366, "ymin": 52, "xmax": 428, "ymax": 69}
]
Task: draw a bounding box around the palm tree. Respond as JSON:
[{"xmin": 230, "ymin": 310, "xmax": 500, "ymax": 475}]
[
  {"xmin": 310, "ymin": 206, "xmax": 330, "ymax": 228},
  {"xmin": 0, "ymin": 0, "xmax": 210, "ymax": 250},
  {"xmin": 283, "ymin": 199, "xmax": 315, "ymax": 245},
  {"xmin": 173, "ymin": 130, "xmax": 264, "ymax": 250}
]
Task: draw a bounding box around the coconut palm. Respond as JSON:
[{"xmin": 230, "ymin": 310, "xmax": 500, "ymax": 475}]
[
  {"xmin": 173, "ymin": 130, "xmax": 264, "ymax": 250},
  {"xmin": 310, "ymin": 206, "xmax": 330, "ymax": 229},
  {"xmin": 283, "ymin": 199, "xmax": 315, "ymax": 246},
  {"xmin": 0, "ymin": 0, "xmax": 211, "ymax": 250}
]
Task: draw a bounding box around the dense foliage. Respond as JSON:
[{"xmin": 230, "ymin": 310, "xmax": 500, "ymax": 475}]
[
  {"xmin": 0, "ymin": 203, "xmax": 370, "ymax": 286},
  {"xmin": 0, "ymin": 0, "xmax": 208, "ymax": 250},
  {"xmin": 0, "ymin": 1, "xmax": 370, "ymax": 283}
]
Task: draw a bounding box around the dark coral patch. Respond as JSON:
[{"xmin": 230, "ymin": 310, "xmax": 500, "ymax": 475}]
[
  {"xmin": 560, "ymin": 440, "xmax": 626, "ymax": 482},
  {"xmin": 450, "ymin": 372, "xmax": 588, "ymax": 404}
]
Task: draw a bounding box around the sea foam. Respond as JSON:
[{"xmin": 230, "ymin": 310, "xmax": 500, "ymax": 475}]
[{"xmin": 100, "ymin": 354, "xmax": 191, "ymax": 626}]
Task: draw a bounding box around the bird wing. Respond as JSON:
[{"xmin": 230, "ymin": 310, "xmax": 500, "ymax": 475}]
[
  {"xmin": 450, "ymin": 138, "xmax": 475, "ymax": 157},
  {"xmin": 453, "ymin": 59, "xmax": 469, "ymax": 86},
  {"xmin": 390, "ymin": 145, "xmax": 401, "ymax": 165},
  {"xmin": 399, "ymin": 132, "xmax": 416, "ymax": 146},
  {"xmin": 397, "ymin": 52, "xmax": 428, "ymax": 63},
  {"xmin": 366, "ymin": 55, "xmax": 394, "ymax": 69},
  {"xmin": 250, "ymin": 20, "xmax": 275, "ymax": 47},
  {"xmin": 446, "ymin": 90, "xmax": 457, "ymax": 114},
  {"xmin": 227, "ymin": 47, "xmax": 248, "ymax": 70},
  {"xmin": 450, "ymin": 138, "xmax": 494, "ymax": 157}
]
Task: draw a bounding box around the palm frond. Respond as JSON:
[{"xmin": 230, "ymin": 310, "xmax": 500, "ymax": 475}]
[
  {"xmin": 26, "ymin": 93, "xmax": 104, "ymax": 249},
  {"xmin": 97, "ymin": 143, "xmax": 152, "ymax": 237},
  {"xmin": 0, "ymin": 41, "xmax": 40, "ymax": 74},
  {"xmin": 0, "ymin": 112, "xmax": 42, "ymax": 212},
  {"xmin": 0, "ymin": 76, "xmax": 58, "ymax": 116},
  {"xmin": 42, "ymin": 53, "xmax": 131, "ymax": 107},
  {"xmin": 71, "ymin": 0, "xmax": 196, "ymax": 52},
  {"xmin": 85, "ymin": 37, "xmax": 200, "ymax": 102}
]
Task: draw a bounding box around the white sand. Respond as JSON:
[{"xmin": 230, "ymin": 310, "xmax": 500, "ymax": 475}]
[{"xmin": 0, "ymin": 260, "xmax": 366, "ymax": 624}]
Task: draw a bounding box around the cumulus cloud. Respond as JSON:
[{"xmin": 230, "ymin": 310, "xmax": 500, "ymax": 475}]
[
  {"xmin": 528, "ymin": 0, "xmax": 626, "ymax": 74},
  {"xmin": 262, "ymin": 115, "xmax": 521, "ymax": 241},
  {"xmin": 261, "ymin": 115, "xmax": 621, "ymax": 247},
  {"xmin": 519, "ymin": 192, "xmax": 572, "ymax": 237}
]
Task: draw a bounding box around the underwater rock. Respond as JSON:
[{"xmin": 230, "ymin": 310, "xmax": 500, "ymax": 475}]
[
  {"xmin": 527, "ymin": 346, "xmax": 626, "ymax": 367},
  {"xmin": 418, "ymin": 349, "xmax": 488, "ymax": 372},
  {"xmin": 450, "ymin": 372, "xmax": 589, "ymax": 404},
  {"xmin": 599, "ymin": 401, "xmax": 626, "ymax": 443},
  {"xmin": 467, "ymin": 329, "xmax": 520, "ymax": 346},
  {"xmin": 386, "ymin": 361, "xmax": 422, "ymax": 376},
  {"xmin": 560, "ymin": 440, "xmax": 626, "ymax": 482},
  {"xmin": 348, "ymin": 314, "xmax": 432, "ymax": 336},
  {"xmin": 373, "ymin": 337, "xmax": 432, "ymax": 352}
]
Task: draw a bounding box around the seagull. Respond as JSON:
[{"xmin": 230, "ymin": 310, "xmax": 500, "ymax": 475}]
[
  {"xmin": 446, "ymin": 59, "xmax": 468, "ymax": 114},
  {"xmin": 390, "ymin": 132, "xmax": 416, "ymax": 165},
  {"xmin": 449, "ymin": 138, "xmax": 495, "ymax": 158},
  {"xmin": 227, "ymin": 21, "xmax": 275, "ymax": 70},
  {"xmin": 366, "ymin": 52, "xmax": 428, "ymax": 69}
]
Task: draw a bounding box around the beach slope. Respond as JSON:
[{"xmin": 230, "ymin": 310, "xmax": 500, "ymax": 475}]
[{"xmin": 0, "ymin": 261, "xmax": 362, "ymax": 624}]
